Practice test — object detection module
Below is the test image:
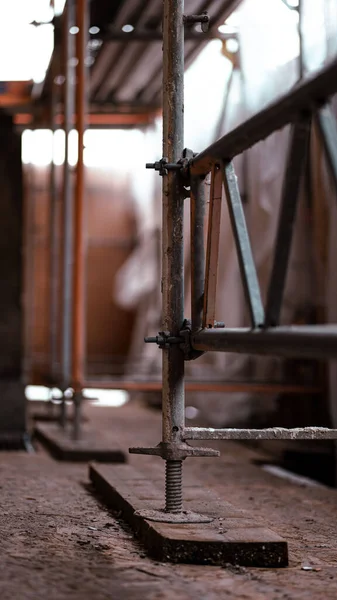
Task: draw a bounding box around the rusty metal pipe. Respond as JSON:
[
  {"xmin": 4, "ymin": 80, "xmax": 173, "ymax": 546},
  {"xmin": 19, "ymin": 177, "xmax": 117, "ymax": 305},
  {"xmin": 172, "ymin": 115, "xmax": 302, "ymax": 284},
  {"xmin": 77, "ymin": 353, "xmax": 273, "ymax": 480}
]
[
  {"xmin": 162, "ymin": 0, "xmax": 185, "ymax": 512},
  {"xmin": 49, "ymin": 49, "xmax": 59, "ymax": 383},
  {"xmin": 184, "ymin": 426, "xmax": 337, "ymax": 441},
  {"xmin": 72, "ymin": 0, "xmax": 88, "ymax": 391},
  {"xmin": 191, "ymin": 326, "xmax": 337, "ymax": 359},
  {"xmin": 162, "ymin": 0, "xmax": 185, "ymax": 446},
  {"xmin": 71, "ymin": 0, "xmax": 89, "ymax": 439}
]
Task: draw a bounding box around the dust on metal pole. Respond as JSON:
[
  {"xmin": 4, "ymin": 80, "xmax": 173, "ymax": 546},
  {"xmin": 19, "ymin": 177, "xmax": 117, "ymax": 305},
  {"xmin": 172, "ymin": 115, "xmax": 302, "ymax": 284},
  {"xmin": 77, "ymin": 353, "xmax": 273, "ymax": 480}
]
[
  {"xmin": 60, "ymin": 0, "xmax": 76, "ymax": 427},
  {"xmin": 72, "ymin": 0, "xmax": 88, "ymax": 440},
  {"xmin": 162, "ymin": 0, "xmax": 185, "ymax": 513}
]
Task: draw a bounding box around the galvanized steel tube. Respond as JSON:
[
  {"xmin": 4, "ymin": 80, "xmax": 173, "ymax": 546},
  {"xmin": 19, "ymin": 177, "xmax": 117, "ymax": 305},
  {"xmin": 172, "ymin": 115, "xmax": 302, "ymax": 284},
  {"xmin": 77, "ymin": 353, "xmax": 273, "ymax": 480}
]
[
  {"xmin": 191, "ymin": 326, "xmax": 337, "ymax": 359},
  {"xmin": 49, "ymin": 58, "xmax": 59, "ymax": 383},
  {"xmin": 60, "ymin": 0, "xmax": 76, "ymax": 426},
  {"xmin": 61, "ymin": 0, "xmax": 75, "ymax": 389}
]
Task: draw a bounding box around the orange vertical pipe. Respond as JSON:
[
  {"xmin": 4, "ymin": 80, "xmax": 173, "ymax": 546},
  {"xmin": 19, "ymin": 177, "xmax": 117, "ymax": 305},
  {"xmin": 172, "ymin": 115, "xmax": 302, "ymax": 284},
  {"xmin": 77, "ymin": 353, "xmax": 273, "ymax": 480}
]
[{"xmin": 72, "ymin": 0, "xmax": 88, "ymax": 390}]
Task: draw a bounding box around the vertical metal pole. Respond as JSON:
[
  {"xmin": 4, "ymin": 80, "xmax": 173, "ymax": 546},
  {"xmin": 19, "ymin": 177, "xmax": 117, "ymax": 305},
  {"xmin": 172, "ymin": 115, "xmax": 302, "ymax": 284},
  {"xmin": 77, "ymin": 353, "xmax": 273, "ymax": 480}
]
[
  {"xmin": 162, "ymin": 0, "xmax": 185, "ymax": 513},
  {"xmin": 190, "ymin": 176, "xmax": 205, "ymax": 332},
  {"xmin": 49, "ymin": 50, "xmax": 59, "ymax": 385},
  {"xmin": 72, "ymin": 0, "xmax": 88, "ymax": 440},
  {"xmin": 60, "ymin": 0, "xmax": 76, "ymax": 428}
]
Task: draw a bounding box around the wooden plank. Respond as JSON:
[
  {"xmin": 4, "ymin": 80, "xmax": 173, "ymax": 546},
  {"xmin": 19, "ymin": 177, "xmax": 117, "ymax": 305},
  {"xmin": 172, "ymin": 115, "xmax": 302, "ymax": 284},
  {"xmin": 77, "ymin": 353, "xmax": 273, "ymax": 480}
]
[
  {"xmin": 89, "ymin": 462, "xmax": 288, "ymax": 567},
  {"xmin": 34, "ymin": 423, "xmax": 126, "ymax": 463},
  {"xmin": 203, "ymin": 165, "xmax": 223, "ymax": 328},
  {"xmin": 29, "ymin": 400, "xmax": 89, "ymax": 423}
]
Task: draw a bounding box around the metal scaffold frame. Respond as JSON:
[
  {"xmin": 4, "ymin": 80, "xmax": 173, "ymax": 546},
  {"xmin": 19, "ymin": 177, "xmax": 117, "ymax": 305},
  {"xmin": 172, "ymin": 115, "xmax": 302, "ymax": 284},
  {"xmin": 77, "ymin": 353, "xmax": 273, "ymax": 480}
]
[
  {"xmin": 42, "ymin": 0, "xmax": 327, "ymax": 443},
  {"xmin": 130, "ymin": 0, "xmax": 337, "ymax": 523}
]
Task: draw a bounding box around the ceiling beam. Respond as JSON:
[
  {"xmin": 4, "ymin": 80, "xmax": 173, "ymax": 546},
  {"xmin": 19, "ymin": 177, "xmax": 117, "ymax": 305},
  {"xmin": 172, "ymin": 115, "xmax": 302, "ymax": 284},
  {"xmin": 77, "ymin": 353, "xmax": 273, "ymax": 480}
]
[{"xmin": 100, "ymin": 28, "xmax": 237, "ymax": 42}]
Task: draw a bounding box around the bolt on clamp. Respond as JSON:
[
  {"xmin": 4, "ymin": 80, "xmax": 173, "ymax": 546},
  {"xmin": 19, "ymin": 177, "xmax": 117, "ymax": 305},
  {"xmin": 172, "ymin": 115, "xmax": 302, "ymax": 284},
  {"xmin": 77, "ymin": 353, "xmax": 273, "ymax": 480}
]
[
  {"xmin": 144, "ymin": 331, "xmax": 183, "ymax": 350},
  {"xmin": 183, "ymin": 11, "xmax": 210, "ymax": 33},
  {"xmin": 146, "ymin": 157, "xmax": 182, "ymax": 176}
]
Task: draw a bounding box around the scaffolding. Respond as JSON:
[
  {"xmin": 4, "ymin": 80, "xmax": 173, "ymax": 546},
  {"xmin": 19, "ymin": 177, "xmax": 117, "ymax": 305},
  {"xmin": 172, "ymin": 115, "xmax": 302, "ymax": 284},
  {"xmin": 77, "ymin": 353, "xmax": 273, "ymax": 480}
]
[
  {"xmin": 46, "ymin": 0, "xmax": 89, "ymax": 440},
  {"xmin": 41, "ymin": 0, "xmax": 322, "ymax": 445},
  {"xmin": 129, "ymin": 0, "xmax": 337, "ymax": 523}
]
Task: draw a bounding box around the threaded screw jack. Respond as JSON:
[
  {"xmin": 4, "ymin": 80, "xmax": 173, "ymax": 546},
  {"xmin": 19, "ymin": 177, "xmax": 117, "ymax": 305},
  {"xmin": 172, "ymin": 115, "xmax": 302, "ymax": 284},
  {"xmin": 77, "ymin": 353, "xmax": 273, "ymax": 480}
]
[{"xmin": 165, "ymin": 460, "xmax": 183, "ymax": 513}]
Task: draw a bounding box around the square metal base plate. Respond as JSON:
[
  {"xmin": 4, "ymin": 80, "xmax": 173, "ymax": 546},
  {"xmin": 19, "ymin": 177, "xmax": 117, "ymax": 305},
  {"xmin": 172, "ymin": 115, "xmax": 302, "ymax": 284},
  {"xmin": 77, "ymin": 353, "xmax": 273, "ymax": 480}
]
[{"xmin": 89, "ymin": 462, "xmax": 288, "ymax": 567}]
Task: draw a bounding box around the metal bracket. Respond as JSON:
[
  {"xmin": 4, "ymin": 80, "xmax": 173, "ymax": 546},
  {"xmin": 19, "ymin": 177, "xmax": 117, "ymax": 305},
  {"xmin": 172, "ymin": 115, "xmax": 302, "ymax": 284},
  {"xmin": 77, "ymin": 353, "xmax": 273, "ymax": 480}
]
[
  {"xmin": 144, "ymin": 331, "xmax": 183, "ymax": 350},
  {"xmin": 179, "ymin": 319, "xmax": 204, "ymax": 361},
  {"xmin": 146, "ymin": 150, "xmax": 196, "ymax": 202},
  {"xmin": 180, "ymin": 148, "xmax": 196, "ymax": 195},
  {"xmin": 144, "ymin": 321, "xmax": 201, "ymax": 359},
  {"xmin": 145, "ymin": 320, "xmax": 209, "ymax": 360},
  {"xmin": 129, "ymin": 441, "xmax": 220, "ymax": 460},
  {"xmin": 146, "ymin": 157, "xmax": 182, "ymax": 177},
  {"xmin": 183, "ymin": 11, "xmax": 210, "ymax": 33}
]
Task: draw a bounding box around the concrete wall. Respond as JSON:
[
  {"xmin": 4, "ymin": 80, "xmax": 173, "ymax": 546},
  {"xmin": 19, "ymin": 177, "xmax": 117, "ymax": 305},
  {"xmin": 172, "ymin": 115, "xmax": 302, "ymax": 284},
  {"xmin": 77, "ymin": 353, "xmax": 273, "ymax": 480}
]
[{"xmin": 0, "ymin": 113, "xmax": 25, "ymax": 438}]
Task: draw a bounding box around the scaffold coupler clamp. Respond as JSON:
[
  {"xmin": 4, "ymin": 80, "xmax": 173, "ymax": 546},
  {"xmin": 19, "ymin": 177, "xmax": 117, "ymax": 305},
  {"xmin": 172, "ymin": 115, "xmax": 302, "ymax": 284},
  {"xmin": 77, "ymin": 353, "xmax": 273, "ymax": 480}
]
[
  {"xmin": 144, "ymin": 331, "xmax": 183, "ymax": 350},
  {"xmin": 146, "ymin": 158, "xmax": 182, "ymax": 177},
  {"xmin": 144, "ymin": 321, "xmax": 204, "ymax": 360},
  {"xmin": 179, "ymin": 319, "xmax": 204, "ymax": 361}
]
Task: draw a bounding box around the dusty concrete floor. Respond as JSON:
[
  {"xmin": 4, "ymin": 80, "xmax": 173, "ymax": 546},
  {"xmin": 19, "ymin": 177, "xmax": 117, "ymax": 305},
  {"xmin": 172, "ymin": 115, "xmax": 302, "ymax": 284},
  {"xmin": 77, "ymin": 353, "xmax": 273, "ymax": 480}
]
[{"xmin": 1, "ymin": 400, "xmax": 337, "ymax": 599}]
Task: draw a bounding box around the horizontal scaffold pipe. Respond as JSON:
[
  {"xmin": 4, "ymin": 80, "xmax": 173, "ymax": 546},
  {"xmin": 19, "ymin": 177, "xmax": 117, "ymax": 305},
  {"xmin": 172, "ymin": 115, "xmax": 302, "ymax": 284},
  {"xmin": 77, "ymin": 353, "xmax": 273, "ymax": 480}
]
[
  {"xmin": 191, "ymin": 325, "xmax": 337, "ymax": 359},
  {"xmin": 190, "ymin": 57, "xmax": 337, "ymax": 176},
  {"xmin": 183, "ymin": 427, "xmax": 337, "ymax": 441}
]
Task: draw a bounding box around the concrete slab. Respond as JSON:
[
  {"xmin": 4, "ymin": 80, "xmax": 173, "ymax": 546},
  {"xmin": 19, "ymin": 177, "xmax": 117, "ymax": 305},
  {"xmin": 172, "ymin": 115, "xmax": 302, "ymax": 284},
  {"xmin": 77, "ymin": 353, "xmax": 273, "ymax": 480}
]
[{"xmin": 89, "ymin": 462, "xmax": 288, "ymax": 567}]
